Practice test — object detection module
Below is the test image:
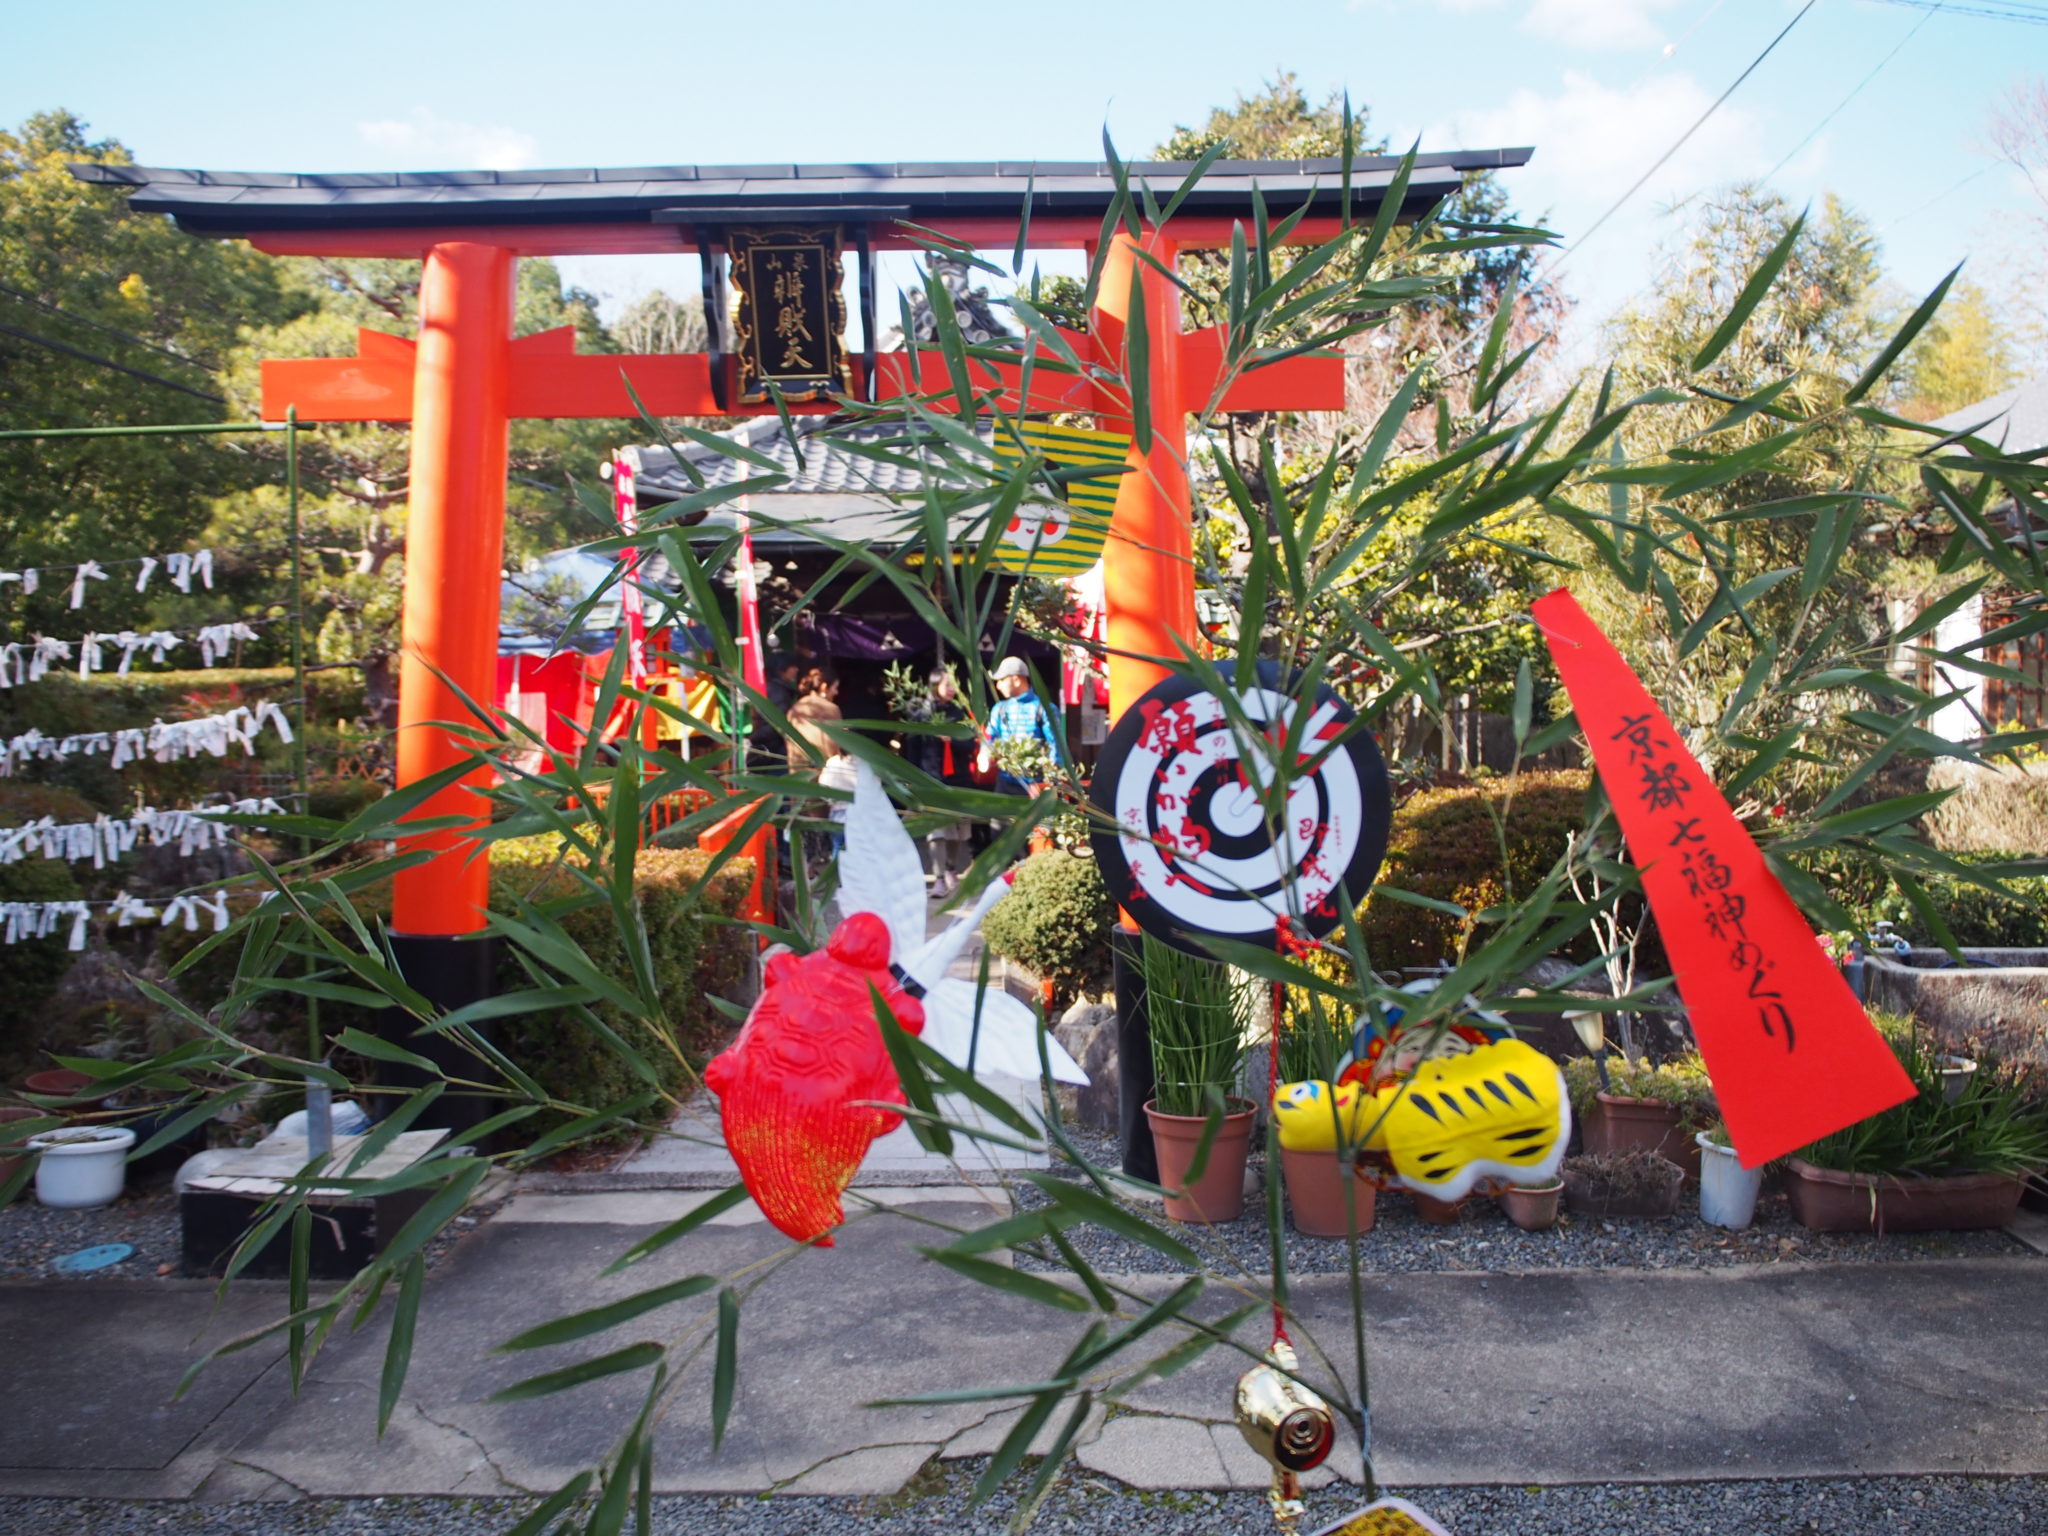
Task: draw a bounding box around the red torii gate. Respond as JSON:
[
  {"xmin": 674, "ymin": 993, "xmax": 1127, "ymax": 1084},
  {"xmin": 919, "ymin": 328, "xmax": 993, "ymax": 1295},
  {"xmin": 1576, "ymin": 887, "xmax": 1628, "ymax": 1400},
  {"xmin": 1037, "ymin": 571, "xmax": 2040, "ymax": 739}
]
[{"xmin": 81, "ymin": 153, "xmax": 1526, "ymax": 1025}]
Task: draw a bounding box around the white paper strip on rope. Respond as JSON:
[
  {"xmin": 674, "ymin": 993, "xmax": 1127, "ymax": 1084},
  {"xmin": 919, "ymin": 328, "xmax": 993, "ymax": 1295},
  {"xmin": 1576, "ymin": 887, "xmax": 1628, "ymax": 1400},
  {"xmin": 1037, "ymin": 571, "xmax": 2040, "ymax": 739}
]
[
  {"xmin": 5, "ymin": 547, "xmax": 229, "ymax": 608},
  {"xmin": 0, "ymin": 888, "xmax": 233, "ymax": 949},
  {"xmin": 0, "ymin": 798, "xmax": 286, "ymax": 869},
  {"xmin": 1, "ymin": 621, "xmax": 269, "ymax": 687},
  {"xmin": 0, "ymin": 700, "xmax": 293, "ymax": 777}
]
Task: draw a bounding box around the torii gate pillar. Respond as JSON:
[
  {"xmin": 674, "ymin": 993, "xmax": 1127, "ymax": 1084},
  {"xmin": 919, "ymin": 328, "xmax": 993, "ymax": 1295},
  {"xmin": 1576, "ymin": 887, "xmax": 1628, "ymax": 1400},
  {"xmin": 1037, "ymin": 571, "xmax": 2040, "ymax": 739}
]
[
  {"xmin": 1093, "ymin": 232, "xmax": 1196, "ymax": 711},
  {"xmin": 396, "ymin": 242, "xmax": 514, "ymax": 939}
]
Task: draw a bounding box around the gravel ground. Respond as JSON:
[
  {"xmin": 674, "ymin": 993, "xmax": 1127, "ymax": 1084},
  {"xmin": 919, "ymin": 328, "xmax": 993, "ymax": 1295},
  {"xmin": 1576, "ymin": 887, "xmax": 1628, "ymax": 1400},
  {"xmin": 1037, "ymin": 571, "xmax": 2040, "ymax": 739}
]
[
  {"xmin": 2, "ymin": 1471, "xmax": 2044, "ymax": 1535},
  {"xmin": 1012, "ymin": 1128, "xmax": 2036, "ymax": 1275},
  {"xmin": 0, "ymin": 1181, "xmax": 505, "ymax": 1281},
  {"xmin": 0, "ymin": 1183, "xmax": 181, "ymax": 1280}
]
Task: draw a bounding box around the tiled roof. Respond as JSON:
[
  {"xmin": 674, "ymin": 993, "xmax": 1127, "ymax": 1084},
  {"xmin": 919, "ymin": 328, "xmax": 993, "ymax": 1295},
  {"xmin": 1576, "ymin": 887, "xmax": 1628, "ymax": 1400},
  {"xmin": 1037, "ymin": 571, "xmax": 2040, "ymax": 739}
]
[
  {"xmin": 634, "ymin": 417, "xmax": 962, "ymax": 501},
  {"xmin": 1932, "ymin": 377, "xmax": 2048, "ymax": 454},
  {"xmin": 71, "ymin": 153, "xmax": 1532, "ymax": 235}
]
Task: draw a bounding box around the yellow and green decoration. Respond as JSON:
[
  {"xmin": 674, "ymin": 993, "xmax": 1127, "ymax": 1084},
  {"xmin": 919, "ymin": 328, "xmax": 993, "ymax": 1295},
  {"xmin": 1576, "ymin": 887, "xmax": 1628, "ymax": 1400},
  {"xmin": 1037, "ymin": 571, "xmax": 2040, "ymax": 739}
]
[{"xmin": 987, "ymin": 420, "xmax": 1129, "ymax": 577}]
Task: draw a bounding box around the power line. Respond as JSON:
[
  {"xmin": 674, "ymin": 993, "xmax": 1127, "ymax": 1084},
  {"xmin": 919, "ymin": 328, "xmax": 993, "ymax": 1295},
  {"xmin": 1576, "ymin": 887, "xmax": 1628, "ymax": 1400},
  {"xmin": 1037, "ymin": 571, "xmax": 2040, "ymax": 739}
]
[
  {"xmin": 1549, "ymin": 0, "xmax": 1820, "ymax": 276},
  {"xmin": 1864, "ymin": 0, "xmax": 2048, "ymax": 22},
  {"xmin": 1882, "ymin": 162, "xmax": 1998, "ymax": 228},
  {"xmin": 0, "ymin": 282, "xmax": 217, "ymax": 375},
  {"xmin": 0, "ymin": 321, "xmax": 226, "ymax": 405},
  {"xmin": 1764, "ymin": 3, "xmax": 1942, "ymax": 184}
]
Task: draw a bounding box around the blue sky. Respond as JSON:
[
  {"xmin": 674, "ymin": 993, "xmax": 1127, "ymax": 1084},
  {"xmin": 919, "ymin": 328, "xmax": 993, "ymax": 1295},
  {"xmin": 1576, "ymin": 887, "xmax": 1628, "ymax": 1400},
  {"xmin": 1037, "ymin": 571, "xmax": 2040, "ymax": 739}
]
[{"xmin": 5, "ymin": 0, "xmax": 2042, "ymax": 351}]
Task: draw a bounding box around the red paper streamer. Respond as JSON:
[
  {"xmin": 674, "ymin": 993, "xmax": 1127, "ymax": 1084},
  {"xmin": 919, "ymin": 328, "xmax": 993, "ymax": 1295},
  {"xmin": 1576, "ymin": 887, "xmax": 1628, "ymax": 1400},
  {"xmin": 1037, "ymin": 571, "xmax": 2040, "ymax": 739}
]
[{"xmin": 1533, "ymin": 589, "xmax": 1914, "ymax": 1168}]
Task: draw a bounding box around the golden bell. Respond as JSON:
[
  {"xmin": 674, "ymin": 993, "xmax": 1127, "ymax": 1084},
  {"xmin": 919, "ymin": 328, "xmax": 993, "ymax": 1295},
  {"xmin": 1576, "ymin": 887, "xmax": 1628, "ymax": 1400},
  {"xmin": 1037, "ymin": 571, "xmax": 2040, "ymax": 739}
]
[{"xmin": 1234, "ymin": 1340, "xmax": 1337, "ymax": 1473}]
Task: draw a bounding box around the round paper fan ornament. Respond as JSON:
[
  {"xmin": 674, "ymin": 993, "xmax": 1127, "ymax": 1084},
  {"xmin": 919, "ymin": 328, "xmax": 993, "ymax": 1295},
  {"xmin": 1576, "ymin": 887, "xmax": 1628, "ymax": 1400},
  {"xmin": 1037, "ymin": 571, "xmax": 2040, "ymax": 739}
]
[{"xmin": 1088, "ymin": 666, "xmax": 1392, "ymax": 956}]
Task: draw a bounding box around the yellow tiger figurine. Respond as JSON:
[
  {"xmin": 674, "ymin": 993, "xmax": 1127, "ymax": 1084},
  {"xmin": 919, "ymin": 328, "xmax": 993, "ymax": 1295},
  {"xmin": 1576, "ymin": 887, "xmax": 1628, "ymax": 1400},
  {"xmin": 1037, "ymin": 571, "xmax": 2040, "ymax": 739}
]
[
  {"xmin": 1358, "ymin": 1037, "xmax": 1570, "ymax": 1201},
  {"xmin": 1270, "ymin": 1078, "xmax": 1375, "ymax": 1152}
]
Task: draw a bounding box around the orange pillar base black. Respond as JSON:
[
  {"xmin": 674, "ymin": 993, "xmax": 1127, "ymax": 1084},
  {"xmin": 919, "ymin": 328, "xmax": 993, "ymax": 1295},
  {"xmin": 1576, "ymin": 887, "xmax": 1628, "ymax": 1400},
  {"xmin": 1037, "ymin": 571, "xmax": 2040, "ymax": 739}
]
[
  {"xmin": 384, "ymin": 933, "xmax": 501, "ymax": 1137},
  {"xmin": 1112, "ymin": 924, "xmax": 1158, "ymax": 1182}
]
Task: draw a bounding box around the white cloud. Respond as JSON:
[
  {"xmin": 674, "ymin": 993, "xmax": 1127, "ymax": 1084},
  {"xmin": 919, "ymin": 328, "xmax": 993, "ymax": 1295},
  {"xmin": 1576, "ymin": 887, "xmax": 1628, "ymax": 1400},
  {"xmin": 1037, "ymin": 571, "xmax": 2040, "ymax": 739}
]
[
  {"xmin": 355, "ymin": 109, "xmax": 540, "ymax": 171},
  {"xmin": 1422, "ymin": 0, "xmax": 1678, "ymax": 50},
  {"xmin": 1435, "ymin": 69, "xmax": 1771, "ymax": 327},
  {"xmin": 1522, "ymin": 0, "xmax": 1678, "ymax": 51},
  {"xmin": 1444, "ymin": 68, "xmax": 1767, "ymax": 226}
]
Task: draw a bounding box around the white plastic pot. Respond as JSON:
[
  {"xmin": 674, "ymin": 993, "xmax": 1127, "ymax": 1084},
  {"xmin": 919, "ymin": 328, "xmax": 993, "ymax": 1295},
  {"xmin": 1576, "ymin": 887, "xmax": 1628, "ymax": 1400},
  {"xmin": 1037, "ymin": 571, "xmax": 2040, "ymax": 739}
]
[
  {"xmin": 28, "ymin": 1126, "xmax": 136, "ymax": 1209},
  {"xmin": 1696, "ymin": 1131, "xmax": 1764, "ymax": 1230}
]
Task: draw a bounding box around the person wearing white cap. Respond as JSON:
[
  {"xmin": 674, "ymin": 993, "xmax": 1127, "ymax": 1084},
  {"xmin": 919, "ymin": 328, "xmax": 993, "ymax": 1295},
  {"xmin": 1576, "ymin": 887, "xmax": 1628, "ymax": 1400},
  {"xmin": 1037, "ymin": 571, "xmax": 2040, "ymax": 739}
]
[{"xmin": 976, "ymin": 656, "xmax": 1063, "ymax": 797}]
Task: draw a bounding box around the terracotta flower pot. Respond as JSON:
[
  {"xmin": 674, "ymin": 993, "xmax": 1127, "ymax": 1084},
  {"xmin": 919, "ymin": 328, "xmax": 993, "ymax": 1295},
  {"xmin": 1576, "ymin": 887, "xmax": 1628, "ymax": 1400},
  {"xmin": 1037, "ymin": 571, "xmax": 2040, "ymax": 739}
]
[
  {"xmin": 22, "ymin": 1068, "xmax": 108, "ymax": 1108},
  {"xmin": 1410, "ymin": 1190, "xmax": 1467, "ymax": 1225},
  {"xmin": 1498, "ymin": 1179, "xmax": 1563, "ymax": 1232},
  {"xmin": 1278, "ymin": 1144, "xmax": 1377, "ymax": 1236},
  {"xmin": 1784, "ymin": 1157, "xmax": 2026, "ymax": 1234},
  {"xmin": 1563, "ymin": 1155, "xmax": 1684, "ymax": 1218},
  {"xmin": 1145, "ymin": 1098, "xmax": 1256, "ymax": 1224},
  {"xmin": 1590, "ymin": 1093, "xmax": 1699, "ymax": 1181}
]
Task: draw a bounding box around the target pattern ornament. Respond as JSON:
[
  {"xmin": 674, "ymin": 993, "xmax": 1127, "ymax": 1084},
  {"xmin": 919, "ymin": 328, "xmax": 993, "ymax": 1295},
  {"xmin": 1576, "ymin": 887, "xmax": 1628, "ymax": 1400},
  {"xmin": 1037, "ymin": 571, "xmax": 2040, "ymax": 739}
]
[{"xmin": 1089, "ymin": 668, "xmax": 1391, "ymax": 954}]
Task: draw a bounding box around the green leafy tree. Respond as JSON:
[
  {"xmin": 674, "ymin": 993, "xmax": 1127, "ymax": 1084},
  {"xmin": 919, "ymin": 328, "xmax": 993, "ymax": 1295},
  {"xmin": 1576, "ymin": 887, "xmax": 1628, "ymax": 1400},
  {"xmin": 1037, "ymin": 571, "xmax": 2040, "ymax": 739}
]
[
  {"xmin": 195, "ymin": 253, "xmax": 629, "ymax": 733},
  {"xmin": 0, "ymin": 111, "xmax": 300, "ymax": 638},
  {"xmin": 1898, "ymin": 278, "xmax": 2016, "ymax": 420}
]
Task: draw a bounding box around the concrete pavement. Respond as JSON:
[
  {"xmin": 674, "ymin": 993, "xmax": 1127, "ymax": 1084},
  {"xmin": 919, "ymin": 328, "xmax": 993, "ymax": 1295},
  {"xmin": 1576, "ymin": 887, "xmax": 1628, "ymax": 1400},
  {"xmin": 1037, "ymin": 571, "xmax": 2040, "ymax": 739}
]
[{"xmin": 1, "ymin": 1182, "xmax": 2043, "ymax": 1506}]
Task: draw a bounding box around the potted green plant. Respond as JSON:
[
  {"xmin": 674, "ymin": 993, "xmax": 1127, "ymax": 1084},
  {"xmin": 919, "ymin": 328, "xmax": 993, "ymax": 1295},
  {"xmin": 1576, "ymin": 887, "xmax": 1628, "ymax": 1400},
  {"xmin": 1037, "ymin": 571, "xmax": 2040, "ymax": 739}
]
[
  {"xmin": 1561, "ymin": 1148, "xmax": 1685, "ymax": 1218},
  {"xmin": 1787, "ymin": 1025, "xmax": 2048, "ymax": 1233},
  {"xmin": 1695, "ymin": 1118, "xmax": 1765, "ymax": 1230},
  {"xmin": 1565, "ymin": 1053, "xmax": 1716, "ymax": 1181},
  {"xmin": 1272, "ymin": 995, "xmax": 1376, "ymax": 1236},
  {"xmin": 1143, "ymin": 935, "xmax": 1255, "ymax": 1224}
]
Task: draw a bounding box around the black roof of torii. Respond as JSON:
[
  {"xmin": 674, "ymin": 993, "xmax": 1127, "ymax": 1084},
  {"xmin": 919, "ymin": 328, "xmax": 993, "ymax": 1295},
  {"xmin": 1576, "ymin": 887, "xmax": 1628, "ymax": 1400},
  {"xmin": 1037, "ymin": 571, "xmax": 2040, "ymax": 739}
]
[{"xmin": 70, "ymin": 152, "xmax": 1534, "ymax": 238}]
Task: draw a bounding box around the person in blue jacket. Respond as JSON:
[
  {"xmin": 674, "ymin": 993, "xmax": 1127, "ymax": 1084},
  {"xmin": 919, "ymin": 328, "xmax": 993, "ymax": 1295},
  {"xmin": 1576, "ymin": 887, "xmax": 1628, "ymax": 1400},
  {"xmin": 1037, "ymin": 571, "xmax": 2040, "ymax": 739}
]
[{"xmin": 976, "ymin": 656, "xmax": 1063, "ymax": 796}]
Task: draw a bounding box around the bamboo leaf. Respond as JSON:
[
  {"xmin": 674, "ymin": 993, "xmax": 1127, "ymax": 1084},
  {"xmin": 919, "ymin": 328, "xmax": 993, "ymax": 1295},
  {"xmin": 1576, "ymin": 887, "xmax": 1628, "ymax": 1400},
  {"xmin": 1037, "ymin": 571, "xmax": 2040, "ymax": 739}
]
[
  {"xmin": 1018, "ymin": 1172, "xmax": 1200, "ymax": 1268},
  {"xmin": 490, "ymin": 1343, "xmax": 665, "ymax": 1403},
  {"xmin": 711, "ymin": 1288, "xmax": 739, "ymax": 1450},
  {"xmin": 1692, "ymin": 210, "xmax": 1806, "ymax": 371},
  {"xmin": 1846, "ymin": 263, "xmax": 1961, "ymax": 404},
  {"xmin": 917, "ymin": 1247, "xmax": 1091, "ymax": 1312},
  {"xmin": 498, "ymin": 1275, "xmax": 719, "ymax": 1353},
  {"xmin": 602, "ymin": 1185, "xmax": 752, "ymax": 1275},
  {"xmin": 376, "ymin": 1255, "xmax": 424, "ymax": 1436}
]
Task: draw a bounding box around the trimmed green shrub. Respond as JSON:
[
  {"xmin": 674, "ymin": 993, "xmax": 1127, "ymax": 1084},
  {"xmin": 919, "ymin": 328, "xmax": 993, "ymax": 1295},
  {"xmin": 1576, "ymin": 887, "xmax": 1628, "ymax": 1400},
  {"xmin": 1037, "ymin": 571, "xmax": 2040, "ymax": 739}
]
[
  {"xmin": 305, "ymin": 773, "xmax": 386, "ymax": 825},
  {"xmin": 0, "ymin": 784, "xmax": 92, "ymax": 1083},
  {"xmin": 981, "ymin": 852, "xmax": 1113, "ymax": 1009},
  {"xmin": 1358, "ymin": 770, "xmax": 1594, "ymax": 972},
  {"xmin": 162, "ymin": 841, "xmax": 754, "ymax": 1144}
]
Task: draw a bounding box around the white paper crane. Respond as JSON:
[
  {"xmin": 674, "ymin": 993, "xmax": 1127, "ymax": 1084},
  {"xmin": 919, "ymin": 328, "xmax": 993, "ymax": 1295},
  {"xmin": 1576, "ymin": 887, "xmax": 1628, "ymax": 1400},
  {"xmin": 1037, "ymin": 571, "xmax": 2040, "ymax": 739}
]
[{"xmin": 836, "ymin": 759, "xmax": 1088, "ymax": 1085}]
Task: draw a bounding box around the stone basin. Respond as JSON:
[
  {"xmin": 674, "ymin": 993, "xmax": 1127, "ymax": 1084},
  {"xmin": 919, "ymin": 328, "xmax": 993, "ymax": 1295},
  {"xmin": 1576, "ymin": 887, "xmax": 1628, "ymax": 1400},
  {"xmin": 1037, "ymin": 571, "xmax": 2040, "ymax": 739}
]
[{"xmin": 1864, "ymin": 948, "xmax": 2048, "ymax": 1065}]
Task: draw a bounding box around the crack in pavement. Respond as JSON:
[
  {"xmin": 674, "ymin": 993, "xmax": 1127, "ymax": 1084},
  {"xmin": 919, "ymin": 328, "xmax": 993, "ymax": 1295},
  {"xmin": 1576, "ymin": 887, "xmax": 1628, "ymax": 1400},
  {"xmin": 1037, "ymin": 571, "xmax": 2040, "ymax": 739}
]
[
  {"xmin": 412, "ymin": 1402, "xmax": 538, "ymax": 1495},
  {"xmin": 765, "ymin": 1440, "xmax": 945, "ymax": 1495}
]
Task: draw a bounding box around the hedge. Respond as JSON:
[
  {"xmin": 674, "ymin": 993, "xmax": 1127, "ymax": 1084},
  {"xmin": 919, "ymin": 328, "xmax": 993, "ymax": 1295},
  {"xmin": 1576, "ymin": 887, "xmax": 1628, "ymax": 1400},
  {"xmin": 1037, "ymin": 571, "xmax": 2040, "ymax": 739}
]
[
  {"xmin": 981, "ymin": 852, "xmax": 1114, "ymax": 1009},
  {"xmin": 1356, "ymin": 770, "xmax": 1596, "ymax": 972},
  {"xmin": 163, "ymin": 840, "xmax": 754, "ymax": 1144},
  {"xmin": 0, "ymin": 784, "xmax": 93, "ymax": 1082}
]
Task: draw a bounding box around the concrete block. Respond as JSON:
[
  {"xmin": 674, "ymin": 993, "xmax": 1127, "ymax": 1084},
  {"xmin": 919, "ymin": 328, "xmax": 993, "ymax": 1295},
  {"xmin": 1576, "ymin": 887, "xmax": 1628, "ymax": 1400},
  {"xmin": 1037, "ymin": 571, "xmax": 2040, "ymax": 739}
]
[
  {"xmin": 940, "ymin": 1399, "xmax": 1105, "ymax": 1461},
  {"xmin": 1077, "ymin": 1414, "xmax": 1231, "ymax": 1490},
  {"xmin": 774, "ymin": 1442, "xmax": 940, "ymax": 1496}
]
